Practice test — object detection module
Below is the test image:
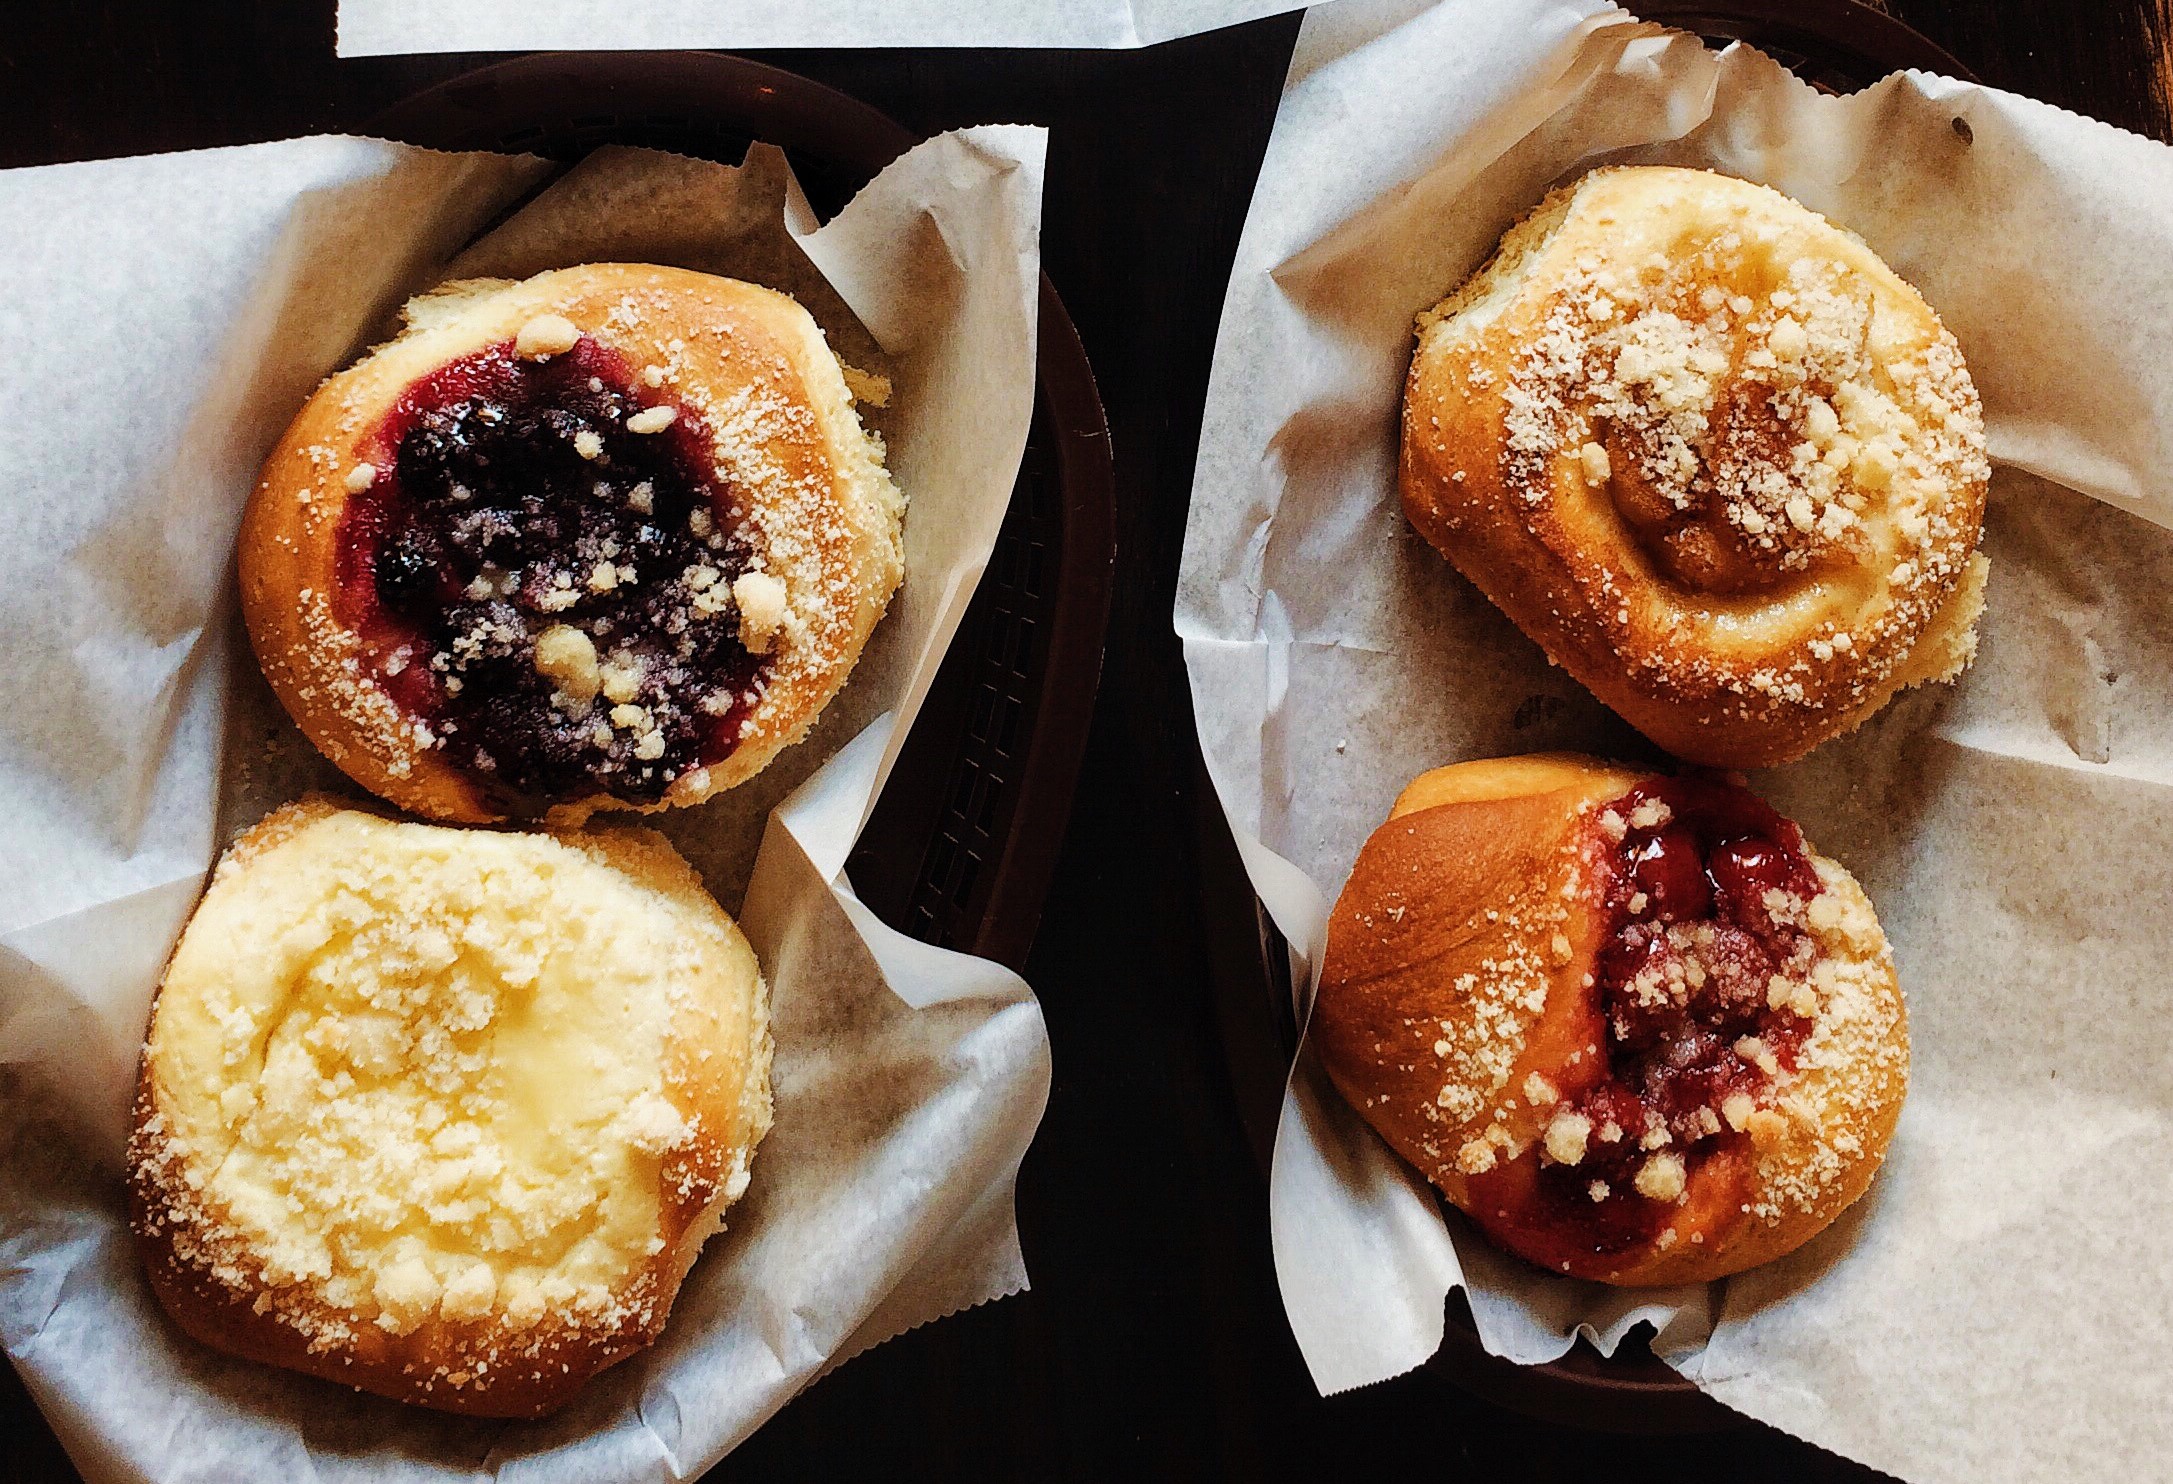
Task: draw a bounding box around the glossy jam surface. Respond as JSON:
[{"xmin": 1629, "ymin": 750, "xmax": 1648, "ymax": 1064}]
[
  {"xmin": 1468, "ymin": 774, "xmax": 1823, "ymax": 1270},
  {"xmin": 335, "ymin": 337, "xmax": 764, "ymax": 813}
]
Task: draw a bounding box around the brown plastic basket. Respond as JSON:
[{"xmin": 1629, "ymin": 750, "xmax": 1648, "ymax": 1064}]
[
  {"xmin": 372, "ymin": 52, "xmax": 1115, "ymax": 972},
  {"xmin": 1206, "ymin": 0, "xmax": 1974, "ymax": 1436}
]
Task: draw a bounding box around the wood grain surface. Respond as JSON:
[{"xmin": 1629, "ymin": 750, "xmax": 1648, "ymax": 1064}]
[{"xmin": 2, "ymin": 3, "xmax": 2167, "ymax": 1481}]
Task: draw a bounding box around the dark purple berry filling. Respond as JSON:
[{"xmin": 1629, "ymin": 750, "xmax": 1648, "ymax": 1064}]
[{"xmin": 334, "ymin": 336, "xmax": 767, "ymax": 814}]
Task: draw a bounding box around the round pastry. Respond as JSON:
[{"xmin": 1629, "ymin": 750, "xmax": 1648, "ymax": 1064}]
[
  {"xmin": 242, "ymin": 264, "xmax": 905, "ymax": 825},
  {"xmin": 127, "ymin": 799, "xmax": 773, "ymax": 1416},
  {"xmin": 1403, "ymin": 166, "xmax": 1990, "ymax": 768},
  {"xmin": 1313, "ymin": 753, "xmax": 1906, "ymax": 1285}
]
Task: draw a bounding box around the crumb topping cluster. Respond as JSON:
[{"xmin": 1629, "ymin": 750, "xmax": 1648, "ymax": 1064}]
[
  {"xmin": 1418, "ymin": 170, "xmax": 1991, "ymax": 722},
  {"xmin": 1340, "ymin": 771, "xmax": 1903, "ymax": 1276},
  {"xmin": 1417, "ymin": 777, "xmax": 1901, "ymax": 1270},
  {"xmin": 1513, "ymin": 779, "xmax": 1827, "ymax": 1224},
  {"xmin": 1500, "ymin": 237, "xmax": 1983, "ymax": 594},
  {"xmin": 263, "ymin": 276, "xmax": 909, "ymax": 828},
  {"xmin": 129, "ymin": 809, "xmax": 765, "ymax": 1392},
  {"xmin": 332, "ymin": 325, "xmax": 793, "ymax": 812}
]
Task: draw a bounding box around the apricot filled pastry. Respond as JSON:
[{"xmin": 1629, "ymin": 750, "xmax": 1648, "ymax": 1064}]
[
  {"xmin": 1403, "ymin": 166, "xmax": 1989, "ymax": 767},
  {"xmin": 242, "ymin": 264, "xmax": 904, "ymax": 825},
  {"xmin": 127, "ymin": 800, "xmax": 773, "ymax": 1415},
  {"xmin": 1313, "ymin": 754, "xmax": 1906, "ymax": 1285}
]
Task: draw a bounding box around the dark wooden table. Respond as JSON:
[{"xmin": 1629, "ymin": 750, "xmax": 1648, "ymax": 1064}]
[{"xmin": 4, "ymin": 4, "xmax": 2166, "ymax": 1480}]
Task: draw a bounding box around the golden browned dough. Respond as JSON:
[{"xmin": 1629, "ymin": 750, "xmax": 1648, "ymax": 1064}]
[
  {"xmin": 1403, "ymin": 167, "xmax": 1989, "ymax": 767},
  {"xmin": 242, "ymin": 264, "xmax": 904, "ymax": 824},
  {"xmin": 1314, "ymin": 754, "xmax": 1907, "ymax": 1285},
  {"xmin": 128, "ymin": 800, "xmax": 773, "ymax": 1415}
]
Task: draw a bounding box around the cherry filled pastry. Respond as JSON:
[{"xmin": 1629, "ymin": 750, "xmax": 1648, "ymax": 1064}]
[
  {"xmin": 241, "ymin": 264, "xmax": 905, "ymax": 824},
  {"xmin": 1313, "ymin": 754, "xmax": 1907, "ymax": 1285}
]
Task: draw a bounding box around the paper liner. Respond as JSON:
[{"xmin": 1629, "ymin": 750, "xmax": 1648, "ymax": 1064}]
[
  {"xmin": 0, "ymin": 125, "xmax": 1053, "ymax": 1483},
  {"xmin": 1178, "ymin": 4, "xmax": 2173, "ymax": 1479}
]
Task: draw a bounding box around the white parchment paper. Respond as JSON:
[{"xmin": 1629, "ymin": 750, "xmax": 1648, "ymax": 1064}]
[
  {"xmin": 335, "ymin": 0, "xmax": 1302, "ymax": 55},
  {"xmin": 0, "ymin": 124, "xmax": 1053, "ymax": 1482},
  {"xmin": 1177, "ymin": 2, "xmax": 2173, "ymax": 1479}
]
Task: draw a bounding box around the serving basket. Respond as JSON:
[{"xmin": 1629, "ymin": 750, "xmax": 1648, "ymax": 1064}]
[
  {"xmin": 1198, "ymin": 0, "xmax": 1975, "ymax": 1436},
  {"xmin": 372, "ymin": 50, "xmax": 1116, "ymax": 973},
  {"xmin": 0, "ymin": 53, "xmax": 1110, "ymax": 1483}
]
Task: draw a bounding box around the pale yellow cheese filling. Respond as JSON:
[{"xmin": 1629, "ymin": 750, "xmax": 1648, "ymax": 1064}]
[{"xmin": 147, "ymin": 810, "xmax": 760, "ymax": 1339}]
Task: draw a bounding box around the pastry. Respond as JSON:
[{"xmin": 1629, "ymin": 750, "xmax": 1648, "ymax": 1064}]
[
  {"xmin": 242, "ymin": 264, "xmax": 904, "ymax": 825},
  {"xmin": 1313, "ymin": 753, "xmax": 1906, "ymax": 1285},
  {"xmin": 1403, "ymin": 166, "xmax": 1989, "ymax": 767},
  {"xmin": 128, "ymin": 800, "xmax": 772, "ymax": 1416}
]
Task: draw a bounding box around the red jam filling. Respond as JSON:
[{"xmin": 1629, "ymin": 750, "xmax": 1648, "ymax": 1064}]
[
  {"xmin": 1466, "ymin": 774, "xmax": 1824, "ymax": 1271},
  {"xmin": 333, "ymin": 336, "xmax": 766, "ymax": 814}
]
